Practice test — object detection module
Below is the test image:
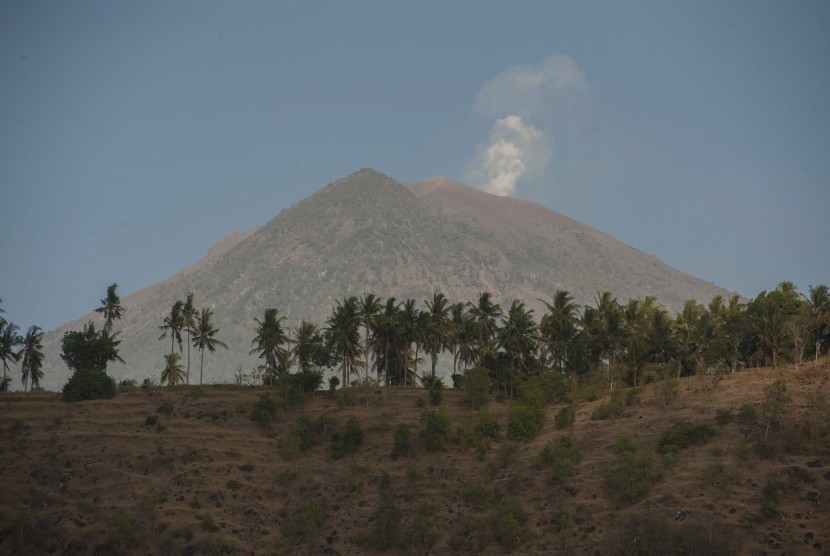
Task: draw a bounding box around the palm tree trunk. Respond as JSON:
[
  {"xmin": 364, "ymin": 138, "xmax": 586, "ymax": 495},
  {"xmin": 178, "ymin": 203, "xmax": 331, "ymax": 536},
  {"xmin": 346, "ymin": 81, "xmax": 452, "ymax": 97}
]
[
  {"xmin": 186, "ymin": 331, "xmax": 191, "ymax": 385},
  {"xmin": 200, "ymin": 348, "xmax": 205, "ymax": 385}
]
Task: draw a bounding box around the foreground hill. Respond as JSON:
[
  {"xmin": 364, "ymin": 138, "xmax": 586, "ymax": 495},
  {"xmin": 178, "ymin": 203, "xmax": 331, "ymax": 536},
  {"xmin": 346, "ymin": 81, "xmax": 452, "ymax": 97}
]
[
  {"xmin": 1, "ymin": 362, "xmax": 827, "ymax": 554},
  {"xmin": 38, "ymin": 168, "xmax": 728, "ymax": 390}
]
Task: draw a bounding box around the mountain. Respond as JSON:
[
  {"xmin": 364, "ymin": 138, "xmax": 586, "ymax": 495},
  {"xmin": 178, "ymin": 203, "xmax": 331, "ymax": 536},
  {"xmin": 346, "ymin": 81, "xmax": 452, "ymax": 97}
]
[{"xmin": 37, "ymin": 168, "xmax": 729, "ymax": 390}]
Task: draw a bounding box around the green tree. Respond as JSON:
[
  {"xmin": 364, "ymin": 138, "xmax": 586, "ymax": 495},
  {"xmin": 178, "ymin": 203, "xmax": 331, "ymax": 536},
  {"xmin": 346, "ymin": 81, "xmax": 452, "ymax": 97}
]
[
  {"xmin": 424, "ymin": 292, "xmax": 451, "ymax": 379},
  {"xmin": 469, "ymin": 292, "xmax": 502, "ymax": 366},
  {"xmin": 749, "ymin": 291, "xmax": 791, "ymax": 369},
  {"xmin": 95, "ymin": 283, "xmax": 124, "ymax": 331},
  {"xmin": 160, "ymin": 352, "xmax": 185, "ymax": 386},
  {"xmin": 497, "ymin": 300, "xmax": 538, "ymax": 399},
  {"xmin": 0, "ymin": 319, "xmax": 22, "ymax": 391},
  {"xmin": 60, "ymin": 321, "xmax": 124, "ymax": 372},
  {"xmin": 192, "ymin": 308, "xmax": 228, "ymax": 385},
  {"xmin": 358, "ymin": 292, "xmax": 383, "ymax": 375},
  {"xmin": 20, "ymin": 325, "xmax": 45, "ymax": 391},
  {"xmin": 181, "ymin": 292, "xmax": 198, "ymax": 384},
  {"xmin": 762, "ymin": 378, "xmax": 790, "ymax": 440},
  {"xmin": 158, "ymin": 300, "xmax": 185, "ymax": 359},
  {"xmin": 326, "ymin": 297, "xmax": 365, "ymax": 388},
  {"xmin": 250, "ymin": 308, "xmax": 289, "ymax": 381},
  {"xmin": 293, "ymin": 320, "xmax": 329, "ymax": 373},
  {"xmin": 540, "ymin": 289, "xmax": 580, "ymax": 375}
]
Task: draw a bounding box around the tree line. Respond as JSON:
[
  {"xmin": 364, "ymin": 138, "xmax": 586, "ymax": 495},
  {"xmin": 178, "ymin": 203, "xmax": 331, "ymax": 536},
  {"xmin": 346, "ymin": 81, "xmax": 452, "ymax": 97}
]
[
  {"xmin": 2, "ymin": 280, "xmax": 829, "ymax": 397},
  {"xmin": 158, "ymin": 281, "xmax": 830, "ymax": 397}
]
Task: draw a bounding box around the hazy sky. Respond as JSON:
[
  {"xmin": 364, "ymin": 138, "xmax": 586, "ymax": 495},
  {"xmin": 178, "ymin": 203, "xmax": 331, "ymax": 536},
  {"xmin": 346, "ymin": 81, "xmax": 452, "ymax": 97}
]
[{"xmin": 2, "ymin": 0, "xmax": 829, "ymax": 331}]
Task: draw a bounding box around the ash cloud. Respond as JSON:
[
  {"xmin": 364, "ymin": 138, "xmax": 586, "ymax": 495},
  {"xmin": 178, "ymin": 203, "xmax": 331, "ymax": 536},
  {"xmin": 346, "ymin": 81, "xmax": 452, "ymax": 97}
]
[{"xmin": 470, "ymin": 53, "xmax": 585, "ymax": 197}]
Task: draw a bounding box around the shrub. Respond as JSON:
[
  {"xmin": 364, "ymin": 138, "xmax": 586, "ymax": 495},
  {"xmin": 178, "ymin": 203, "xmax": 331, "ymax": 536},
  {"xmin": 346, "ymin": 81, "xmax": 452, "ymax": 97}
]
[
  {"xmin": 517, "ymin": 372, "xmax": 570, "ymax": 406},
  {"xmin": 369, "ymin": 496, "xmax": 401, "ymax": 550},
  {"xmin": 391, "ymin": 424, "xmax": 414, "ymax": 459},
  {"xmin": 591, "ymin": 390, "xmax": 625, "ymax": 420},
  {"xmin": 494, "ymin": 502, "xmax": 527, "ymax": 552},
  {"xmin": 474, "ymin": 409, "xmax": 500, "ymax": 439},
  {"xmin": 539, "ymin": 435, "xmax": 581, "ymax": 485},
  {"xmin": 737, "ymin": 403, "xmax": 758, "ymax": 425},
  {"xmin": 226, "ymin": 479, "xmax": 241, "ymax": 490},
  {"xmin": 281, "ymin": 500, "xmax": 326, "ymax": 541},
  {"xmin": 251, "ymin": 395, "xmax": 279, "ymax": 428},
  {"xmin": 331, "ymin": 417, "xmax": 364, "ymax": 459},
  {"xmin": 554, "ymin": 406, "xmax": 576, "ymax": 429},
  {"xmin": 715, "ymin": 409, "xmax": 734, "ymax": 426},
  {"xmin": 420, "ymin": 409, "xmax": 450, "ymax": 451},
  {"xmin": 658, "ymin": 421, "xmax": 716, "ymax": 458},
  {"xmin": 605, "ymin": 435, "xmax": 662, "ymax": 508},
  {"xmin": 144, "ymin": 415, "xmax": 158, "ymax": 426},
  {"xmin": 427, "ymin": 376, "xmax": 444, "ymax": 406},
  {"xmin": 105, "ymin": 512, "xmax": 141, "ymax": 554},
  {"xmin": 328, "ymin": 376, "xmax": 340, "ymax": 393},
  {"xmin": 156, "ymin": 399, "xmax": 174, "ymax": 416},
  {"xmin": 62, "ymin": 368, "xmax": 116, "ymax": 402},
  {"xmin": 291, "ymin": 414, "xmax": 333, "ymax": 453},
  {"xmin": 507, "ymin": 404, "xmax": 545, "ymax": 441},
  {"xmin": 463, "ymin": 366, "xmax": 491, "ymax": 409}
]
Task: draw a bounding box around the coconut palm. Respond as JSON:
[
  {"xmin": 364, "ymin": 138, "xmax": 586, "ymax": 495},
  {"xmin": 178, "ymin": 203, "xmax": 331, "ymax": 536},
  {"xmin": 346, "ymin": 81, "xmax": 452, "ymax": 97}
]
[
  {"xmin": 95, "ymin": 283, "xmax": 124, "ymax": 331},
  {"xmin": 469, "ymin": 292, "xmax": 502, "ymax": 365},
  {"xmin": 159, "ymin": 300, "xmax": 185, "ymax": 358},
  {"xmin": 250, "ymin": 308, "xmax": 289, "ymax": 380},
  {"xmin": 192, "ymin": 308, "xmax": 228, "ymax": 385},
  {"xmin": 497, "ymin": 299, "xmax": 538, "ymax": 398},
  {"xmin": 20, "ymin": 325, "xmax": 45, "ymax": 391},
  {"xmin": 358, "ymin": 293, "xmax": 382, "ymax": 374},
  {"xmin": 326, "ymin": 297, "xmax": 364, "ymax": 388},
  {"xmin": 424, "ymin": 292, "xmax": 451, "ymax": 379},
  {"xmin": 294, "ymin": 320, "xmax": 326, "ymax": 373},
  {"xmin": 181, "ymin": 292, "xmax": 198, "ymax": 384},
  {"xmin": 161, "ymin": 352, "xmax": 186, "ymax": 386},
  {"xmin": 540, "ymin": 289, "xmax": 581, "ymax": 373},
  {"xmin": 0, "ymin": 320, "xmax": 22, "ymax": 391}
]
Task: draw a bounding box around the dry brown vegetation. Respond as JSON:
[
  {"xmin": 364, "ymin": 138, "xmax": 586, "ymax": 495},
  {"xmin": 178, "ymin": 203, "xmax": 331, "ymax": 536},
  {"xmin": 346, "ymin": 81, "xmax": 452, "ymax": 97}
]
[{"xmin": 2, "ymin": 360, "xmax": 829, "ymax": 555}]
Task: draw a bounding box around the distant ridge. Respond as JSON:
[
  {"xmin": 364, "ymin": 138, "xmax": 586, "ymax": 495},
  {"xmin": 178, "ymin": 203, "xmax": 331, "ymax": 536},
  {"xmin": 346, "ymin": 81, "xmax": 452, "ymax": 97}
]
[{"xmin": 37, "ymin": 168, "xmax": 729, "ymax": 389}]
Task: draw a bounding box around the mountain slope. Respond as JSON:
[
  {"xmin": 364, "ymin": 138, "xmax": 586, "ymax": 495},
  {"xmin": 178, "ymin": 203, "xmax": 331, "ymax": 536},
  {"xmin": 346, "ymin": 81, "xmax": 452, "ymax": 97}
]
[{"xmin": 37, "ymin": 169, "xmax": 729, "ymax": 389}]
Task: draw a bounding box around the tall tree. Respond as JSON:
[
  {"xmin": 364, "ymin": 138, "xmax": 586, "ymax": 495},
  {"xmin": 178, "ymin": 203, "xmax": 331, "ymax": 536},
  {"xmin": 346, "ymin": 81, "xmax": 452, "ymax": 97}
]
[
  {"xmin": 181, "ymin": 293, "xmax": 198, "ymax": 384},
  {"xmin": 424, "ymin": 293, "xmax": 451, "ymax": 379},
  {"xmin": 497, "ymin": 299, "xmax": 538, "ymax": 398},
  {"xmin": 95, "ymin": 283, "xmax": 124, "ymax": 331},
  {"xmin": 806, "ymin": 284, "xmax": 830, "ymax": 366},
  {"xmin": 469, "ymin": 292, "xmax": 502, "ymax": 366},
  {"xmin": 540, "ymin": 289, "xmax": 581, "ymax": 374},
  {"xmin": 60, "ymin": 321, "xmax": 124, "ymax": 372},
  {"xmin": 192, "ymin": 308, "xmax": 228, "ymax": 385},
  {"xmin": 326, "ymin": 297, "xmax": 364, "ymax": 388},
  {"xmin": 250, "ymin": 308, "xmax": 289, "ymax": 381},
  {"xmin": 358, "ymin": 293, "xmax": 382, "ymax": 375},
  {"xmin": 161, "ymin": 352, "xmax": 185, "ymax": 387},
  {"xmin": 293, "ymin": 320, "xmax": 328, "ymax": 374},
  {"xmin": 20, "ymin": 325, "xmax": 45, "ymax": 391},
  {"xmin": 0, "ymin": 320, "xmax": 22, "ymax": 391},
  {"xmin": 159, "ymin": 300, "xmax": 185, "ymax": 358}
]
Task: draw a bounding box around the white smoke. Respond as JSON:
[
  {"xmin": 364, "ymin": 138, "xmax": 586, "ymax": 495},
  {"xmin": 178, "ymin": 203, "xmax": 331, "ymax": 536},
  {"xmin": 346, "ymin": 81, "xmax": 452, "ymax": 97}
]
[
  {"xmin": 477, "ymin": 115, "xmax": 548, "ymax": 196},
  {"xmin": 470, "ymin": 53, "xmax": 586, "ymax": 197}
]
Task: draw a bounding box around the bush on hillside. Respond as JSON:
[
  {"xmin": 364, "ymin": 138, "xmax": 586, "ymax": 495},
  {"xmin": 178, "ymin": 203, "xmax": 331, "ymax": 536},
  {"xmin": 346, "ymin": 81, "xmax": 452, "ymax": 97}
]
[{"xmin": 62, "ymin": 368, "xmax": 116, "ymax": 402}]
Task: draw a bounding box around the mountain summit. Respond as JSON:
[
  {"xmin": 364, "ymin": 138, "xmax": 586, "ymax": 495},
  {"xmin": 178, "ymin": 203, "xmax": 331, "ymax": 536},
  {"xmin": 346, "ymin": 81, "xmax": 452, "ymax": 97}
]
[{"xmin": 39, "ymin": 169, "xmax": 728, "ymax": 389}]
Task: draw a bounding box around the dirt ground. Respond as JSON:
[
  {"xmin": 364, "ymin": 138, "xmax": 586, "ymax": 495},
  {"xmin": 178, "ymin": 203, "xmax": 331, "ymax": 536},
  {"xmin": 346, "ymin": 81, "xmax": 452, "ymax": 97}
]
[{"xmin": 1, "ymin": 360, "xmax": 828, "ymax": 554}]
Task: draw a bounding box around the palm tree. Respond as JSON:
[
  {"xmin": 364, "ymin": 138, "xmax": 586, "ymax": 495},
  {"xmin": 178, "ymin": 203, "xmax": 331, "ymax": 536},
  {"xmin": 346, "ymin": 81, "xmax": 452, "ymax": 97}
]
[
  {"xmin": 750, "ymin": 291, "xmax": 790, "ymax": 369},
  {"xmin": 540, "ymin": 289, "xmax": 580, "ymax": 373},
  {"xmin": 397, "ymin": 299, "xmax": 420, "ymax": 386},
  {"xmin": 250, "ymin": 308, "xmax": 289, "ymax": 380},
  {"xmin": 181, "ymin": 293, "xmax": 198, "ymax": 384},
  {"xmin": 469, "ymin": 292, "xmax": 502, "ymax": 366},
  {"xmin": 159, "ymin": 300, "xmax": 185, "ymax": 358},
  {"xmin": 424, "ymin": 293, "xmax": 451, "ymax": 379},
  {"xmin": 192, "ymin": 308, "xmax": 228, "ymax": 385},
  {"xmin": 369, "ymin": 298, "xmax": 402, "ymax": 386},
  {"xmin": 95, "ymin": 283, "xmax": 124, "ymax": 331},
  {"xmin": 0, "ymin": 320, "xmax": 22, "ymax": 391},
  {"xmin": 497, "ymin": 300, "xmax": 538, "ymax": 398},
  {"xmin": 161, "ymin": 352, "xmax": 186, "ymax": 386},
  {"xmin": 20, "ymin": 325, "xmax": 45, "ymax": 391},
  {"xmin": 294, "ymin": 320, "xmax": 325, "ymax": 373},
  {"xmin": 358, "ymin": 293, "xmax": 382, "ymax": 375},
  {"xmin": 326, "ymin": 297, "xmax": 364, "ymax": 388},
  {"xmin": 806, "ymin": 284, "xmax": 830, "ymax": 367}
]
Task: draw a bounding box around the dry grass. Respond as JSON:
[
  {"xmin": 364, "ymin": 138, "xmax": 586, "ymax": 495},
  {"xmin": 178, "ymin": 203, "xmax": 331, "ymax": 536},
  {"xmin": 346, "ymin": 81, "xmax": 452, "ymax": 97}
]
[{"xmin": 1, "ymin": 360, "xmax": 829, "ymax": 554}]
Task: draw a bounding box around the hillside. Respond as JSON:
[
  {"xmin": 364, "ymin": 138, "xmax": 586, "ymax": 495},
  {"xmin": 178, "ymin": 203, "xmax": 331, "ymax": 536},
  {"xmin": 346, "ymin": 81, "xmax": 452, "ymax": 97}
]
[
  {"xmin": 36, "ymin": 168, "xmax": 729, "ymax": 390},
  {"xmin": 1, "ymin": 362, "xmax": 828, "ymax": 554}
]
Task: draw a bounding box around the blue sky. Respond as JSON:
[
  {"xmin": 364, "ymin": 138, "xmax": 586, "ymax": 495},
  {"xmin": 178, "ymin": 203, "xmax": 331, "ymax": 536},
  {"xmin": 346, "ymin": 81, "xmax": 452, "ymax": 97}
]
[{"xmin": 1, "ymin": 0, "xmax": 829, "ymax": 331}]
